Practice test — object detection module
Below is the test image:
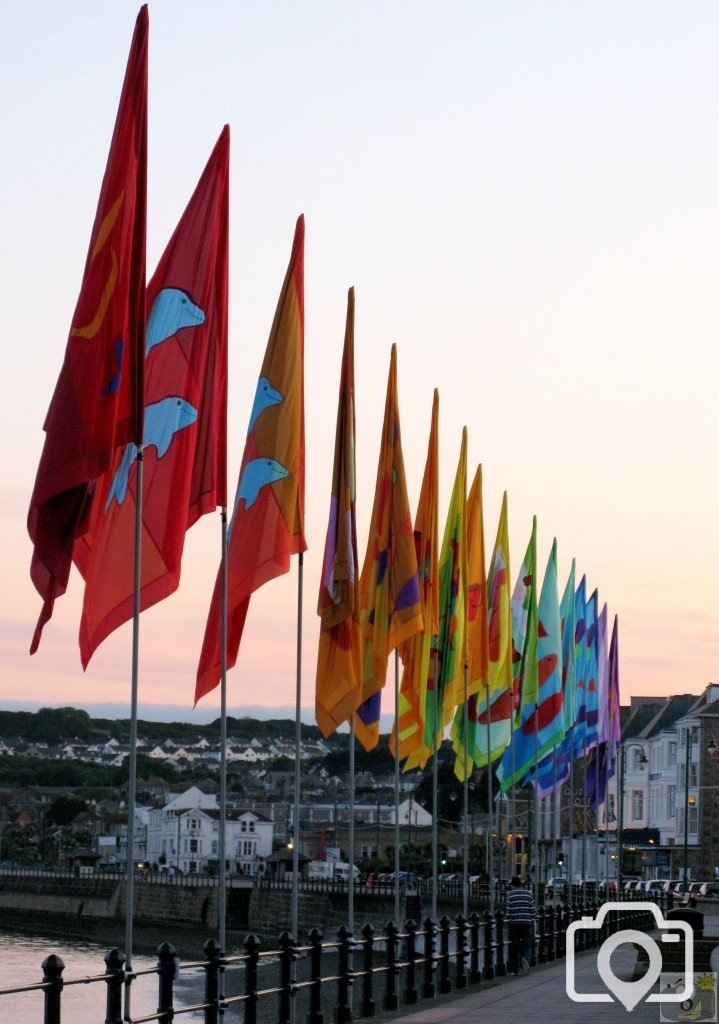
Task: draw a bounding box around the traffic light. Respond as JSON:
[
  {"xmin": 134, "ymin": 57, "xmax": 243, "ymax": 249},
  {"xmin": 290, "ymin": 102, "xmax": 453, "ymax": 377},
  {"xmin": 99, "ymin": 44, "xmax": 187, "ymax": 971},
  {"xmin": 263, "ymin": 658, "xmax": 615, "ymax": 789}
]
[
  {"xmin": 557, "ymin": 854, "xmax": 564, "ymax": 868},
  {"xmin": 440, "ymin": 848, "xmax": 447, "ymax": 866}
]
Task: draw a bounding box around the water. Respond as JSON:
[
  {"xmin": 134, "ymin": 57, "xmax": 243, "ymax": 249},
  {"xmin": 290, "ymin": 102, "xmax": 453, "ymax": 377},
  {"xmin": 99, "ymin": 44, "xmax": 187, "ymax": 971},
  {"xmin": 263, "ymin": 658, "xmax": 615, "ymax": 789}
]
[{"xmin": 0, "ymin": 931, "xmax": 188, "ymax": 1023}]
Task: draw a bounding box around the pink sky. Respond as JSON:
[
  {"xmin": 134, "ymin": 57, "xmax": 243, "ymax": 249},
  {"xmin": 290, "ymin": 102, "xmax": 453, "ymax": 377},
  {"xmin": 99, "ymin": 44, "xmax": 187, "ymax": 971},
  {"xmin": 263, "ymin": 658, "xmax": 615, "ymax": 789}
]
[{"xmin": 2, "ymin": 3, "xmax": 717, "ymax": 726}]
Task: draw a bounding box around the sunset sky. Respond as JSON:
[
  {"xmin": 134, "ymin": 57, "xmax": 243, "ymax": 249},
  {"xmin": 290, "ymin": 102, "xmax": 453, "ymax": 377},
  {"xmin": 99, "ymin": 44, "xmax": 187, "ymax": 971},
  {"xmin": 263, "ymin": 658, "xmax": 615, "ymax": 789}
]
[{"xmin": 2, "ymin": 2, "xmax": 717, "ymax": 727}]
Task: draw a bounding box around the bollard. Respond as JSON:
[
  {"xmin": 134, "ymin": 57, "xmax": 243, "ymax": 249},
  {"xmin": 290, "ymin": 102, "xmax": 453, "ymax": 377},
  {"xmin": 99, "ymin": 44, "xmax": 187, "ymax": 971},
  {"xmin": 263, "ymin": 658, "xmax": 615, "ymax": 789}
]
[
  {"xmin": 545, "ymin": 906, "xmax": 556, "ymax": 962},
  {"xmin": 455, "ymin": 914, "xmax": 467, "ymax": 990},
  {"xmin": 104, "ymin": 947, "xmax": 125, "ymax": 1024},
  {"xmin": 383, "ymin": 921, "xmax": 399, "ymax": 1012},
  {"xmin": 495, "ymin": 910, "xmax": 507, "ymax": 977},
  {"xmin": 422, "ymin": 917, "xmax": 436, "ymax": 999},
  {"xmin": 203, "ymin": 939, "xmax": 222, "ymax": 1024},
  {"xmin": 468, "ymin": 912, "xmax": 481, "ymax": 984},
  {"xmin": 361, "ymin": 923, "xmax": 375, "ymax": 1018},
  {"xmin": 537, "ymin": 906, "xmax": 546, "ymax": 964},
  {"xmin": 244, "ymin": 934, "xmax": 260, "ymax": 1024},
  {"xmin": 438, "ymin": 916, "xmax": 451, "ymax": 995},
  {"xmin": 42, "ymin": 954, "xmax": 65, "ymax": 1024},
  {"xmin": 335, "ymin": 926, "xmax": 352, "ymax": 1024},
  {"xmin": 156, "ymin": 942, "xmax": 177, "ymax": 1023},
  {"xmin": 308, "ymin": 928, "xmax": 324, "ymax": 1024},
  {"xmin": 483, "ymin": 911, "xmax": 495, "ymax": 981},
  {"xmin": 404, "ymin": 919, "xmax": 418, "ymax": 1005}
]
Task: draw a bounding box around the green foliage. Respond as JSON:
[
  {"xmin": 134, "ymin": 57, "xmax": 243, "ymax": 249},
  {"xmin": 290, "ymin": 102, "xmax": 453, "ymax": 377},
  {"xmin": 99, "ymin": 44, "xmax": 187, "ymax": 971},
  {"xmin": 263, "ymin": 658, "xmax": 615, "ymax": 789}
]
[{"xmin": 45, "ymin": 795, "xmax": 88, "ymax": 825}]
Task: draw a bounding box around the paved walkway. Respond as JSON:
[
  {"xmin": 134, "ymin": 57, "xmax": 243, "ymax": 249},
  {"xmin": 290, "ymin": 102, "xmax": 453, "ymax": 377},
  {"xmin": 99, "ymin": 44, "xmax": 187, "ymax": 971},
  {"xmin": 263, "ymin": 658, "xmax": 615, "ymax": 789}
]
[{"xmin": 387, "ymin": 945, "xmax": 666, "ymax": 1023}]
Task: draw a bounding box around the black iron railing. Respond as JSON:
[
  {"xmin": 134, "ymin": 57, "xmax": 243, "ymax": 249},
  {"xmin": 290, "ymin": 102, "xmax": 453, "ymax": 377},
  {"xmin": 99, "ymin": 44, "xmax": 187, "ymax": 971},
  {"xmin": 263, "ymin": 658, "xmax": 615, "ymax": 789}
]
[{"xmin": 0, "ymin": 894, "xmax": 669, "ymax": 1024}]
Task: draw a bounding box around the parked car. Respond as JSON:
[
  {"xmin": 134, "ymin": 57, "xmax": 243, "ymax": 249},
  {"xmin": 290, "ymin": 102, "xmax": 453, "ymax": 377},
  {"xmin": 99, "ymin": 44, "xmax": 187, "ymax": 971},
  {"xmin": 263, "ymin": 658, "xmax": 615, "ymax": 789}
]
[
  {"xmin": 545, "ymin": 877, "xmax": 568, "ymax": 897},
  {"xmin": 597, "ymin": 880, "xmax": 618, "ymax": 895},
  {"xmin": 642, "ymin": 879, "xmax": 665, "ymax": 896},
  {"xmin": 698, "ymin": 882, "xmax": 719, "ymax": 899},
  {"xmin": 683, "ymin": 882, "xmax": 705, "ymax": 905},
  {"xmin": 623, "ymin": 879, "xmax": 641, "ymax": 893}
]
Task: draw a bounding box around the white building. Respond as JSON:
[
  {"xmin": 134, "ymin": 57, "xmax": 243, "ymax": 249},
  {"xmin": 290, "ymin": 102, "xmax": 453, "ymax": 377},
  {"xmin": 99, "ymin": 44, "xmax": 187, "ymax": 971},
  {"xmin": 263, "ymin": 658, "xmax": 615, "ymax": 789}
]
[{"xmin": 146, "ymin": 789, "xmax": 273, "ymax": 875}]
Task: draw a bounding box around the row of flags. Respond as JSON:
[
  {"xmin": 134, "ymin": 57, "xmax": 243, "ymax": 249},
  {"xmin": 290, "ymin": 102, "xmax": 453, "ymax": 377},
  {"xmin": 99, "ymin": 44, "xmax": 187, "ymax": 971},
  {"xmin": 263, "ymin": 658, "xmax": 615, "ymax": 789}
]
[
  {"xmin": 28, "ymin": 8, "xmax": 304, "ymax": 708},
  {"xmin": 28, "ymin": 8, "xmax": 621, "ymax": 815}
]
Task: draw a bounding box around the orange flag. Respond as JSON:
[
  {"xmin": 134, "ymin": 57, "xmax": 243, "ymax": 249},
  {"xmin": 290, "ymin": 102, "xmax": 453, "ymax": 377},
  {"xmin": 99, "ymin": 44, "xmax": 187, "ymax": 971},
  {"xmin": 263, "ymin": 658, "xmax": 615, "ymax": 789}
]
[
  {"xmin": 195, "ymin": 217, "xmax": 305, "ymax": 703},
  {"xmin": 392, "ymin": 390, "xmax": 440, "ymax": 766},
  {"xmin": 354, "ymin": 345, "xmax": 423, "ymax": 751},
  {"xmin": 315, "ymin": 289, "xmax": 362, "ymax": 736}
]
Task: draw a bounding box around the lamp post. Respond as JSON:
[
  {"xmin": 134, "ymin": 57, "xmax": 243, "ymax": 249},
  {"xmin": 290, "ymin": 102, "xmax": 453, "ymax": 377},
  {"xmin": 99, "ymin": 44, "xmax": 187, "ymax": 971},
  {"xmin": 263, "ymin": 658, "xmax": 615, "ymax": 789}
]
[{"xmin": 617, "ymin": 741, "xmax": 648, "ymax": 894}]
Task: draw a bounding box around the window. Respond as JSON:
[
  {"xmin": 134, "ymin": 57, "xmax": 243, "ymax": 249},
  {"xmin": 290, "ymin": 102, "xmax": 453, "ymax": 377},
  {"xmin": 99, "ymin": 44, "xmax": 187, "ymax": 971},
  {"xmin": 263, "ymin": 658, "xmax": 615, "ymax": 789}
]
[
  {"xmin": 242, "ymin": 840, "xmax": 253, "ymax": 856},
  {"xmin": 248, "ymin": 820, "xmax": 255, "ymax": 832},
  {"xmin": 668, "ymin": 742, "xmax": 677, "ymax": 766},
  {"xmin": 667, "ymin": 786, "xmax": 676, "ymax": 819},
  {"xmin": 631, "ymin": 748, "xmax": 645, "ymax": 772},
  {"xmin": 607, "ymin": 794, "xmax": 616, "ymax": 823},
  {"xmin": 241, "ymin": 820, "xmax": 248, "ymax": 833},
  {"xmin": 190, "ymin": 839, "xmax": 198, "ymax": 853},
  {"xmin": 690, "ymin": 764, "xmax": 698, "ymax": 787},
  {"xmin": 689, "ymin": 806, "xmax": 698, "ymax": 835},
  {"xmin": 212, "ymin": 840, "xmax": 218, "ymax": 854},
  {"xmin": 631, "ymin": 790, "xmax": 644, "ymax": 821}
]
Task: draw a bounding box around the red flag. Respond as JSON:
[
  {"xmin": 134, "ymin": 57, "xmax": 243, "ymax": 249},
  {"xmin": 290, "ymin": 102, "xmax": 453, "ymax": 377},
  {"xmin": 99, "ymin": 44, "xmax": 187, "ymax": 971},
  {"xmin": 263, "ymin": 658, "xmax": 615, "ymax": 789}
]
[
  {"xmin": 74, "ymin": 127, "xmax": 230, "ymax": 667},
  {"xmin": 27, "ymin": 7, "xmax": 148, "ymax": 652},
  {"xmin": 195, "ymin": 216, "xmax": 306, "ymax": 703}
]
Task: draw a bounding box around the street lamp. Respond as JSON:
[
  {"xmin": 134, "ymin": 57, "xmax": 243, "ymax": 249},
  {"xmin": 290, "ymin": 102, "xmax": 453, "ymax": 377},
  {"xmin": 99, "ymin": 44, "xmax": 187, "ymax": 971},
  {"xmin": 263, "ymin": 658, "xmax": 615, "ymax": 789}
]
[
  {"xmin": 681, "ymin": 728, "xmax": 717, "ymax": 887},
  {"xmin": 617, "ymin": 742, "xmax": 648, "ymax": 894}
]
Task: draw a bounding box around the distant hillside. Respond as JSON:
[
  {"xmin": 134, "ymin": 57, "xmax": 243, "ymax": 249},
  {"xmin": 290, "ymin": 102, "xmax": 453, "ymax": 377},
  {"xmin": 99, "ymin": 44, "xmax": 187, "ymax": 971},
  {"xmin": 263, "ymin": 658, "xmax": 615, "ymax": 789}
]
[{"xmin": 0, "ymin": 707, "xmax": 324, "ymax": 747}]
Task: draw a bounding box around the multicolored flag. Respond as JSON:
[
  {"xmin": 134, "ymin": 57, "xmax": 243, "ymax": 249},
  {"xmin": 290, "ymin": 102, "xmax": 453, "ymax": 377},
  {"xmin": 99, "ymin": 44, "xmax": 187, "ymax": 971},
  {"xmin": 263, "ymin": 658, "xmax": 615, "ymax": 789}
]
[
  {"xmin": 425, "ymin": 429, "xmax": 467, "ymax": 750},
  {"xmin": 583, "ymin": 589, "xmax": 600, "ymax": 754},
  {"xmin": 353, "ymin": 345, "xmax": 423, "ymax": 750},
  {"xmin": 571, "ymin": 575, "xmax": 588, "ymax": 759},
  {"xmin": 195, "ymin": 216, "xmax": 306, "ymax": 703},
  {"xmin": 606, "ymin": 615, "xmax": 622, "ymax": 784},
  {"xmin": 392, "ymin": 390, "xmax": 439, "ymax": 768},
  {"xmin": 74, "ymin": 126, "xmax": 229, "ymax": 668},
  {"xmin": 463, "ymin": 491, "xmax": 513, "ymax": 768},
  {"xmin": 586, "ymin": 602, "xmax": 609, "ymax": 808},
  {"xmin": 529, "ymin": 559, "xmax": 576, "ymax": 797},
  {"xmin": 315, "ymin": 289, "xmax": 362, "ymax": 736},
  {"xmin": 28, "ymin": 7, "xmax": 148, "ymax": 653},
  {"xmin": 451, "ymin": 465, "xmax": 490, "ymax": 780},
  {"xmin": 497, "ymin": 517, "xmax": 539, "ymax": 791},
  {"xmin": 498, "ymin": 537, "xmax": 565, "ymax": 790}
]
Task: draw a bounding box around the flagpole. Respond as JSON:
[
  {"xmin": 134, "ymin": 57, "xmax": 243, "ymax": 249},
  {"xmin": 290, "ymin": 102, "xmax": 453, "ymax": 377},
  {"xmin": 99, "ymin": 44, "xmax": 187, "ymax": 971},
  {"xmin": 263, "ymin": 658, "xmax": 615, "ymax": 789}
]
[
  {"xmin": 291, "ymin": 552, "xmax": 304, "ymax": 943},
  {"xmin": 511, "ymin": 739, "xmax": 517, "ymax": 880},
  {"xmin": 393, "ymin": 647, "xmax": 401, "ymax": 926},
  {"xmin": 462, "ymin": 662, "xmax": 469, "ymax": 919},
  {"xmin": 533, "ymin": 707, "xmax": 539, "ymax": 903},
  {"xmin": 573, "ymin": 761, "xmax": 577, "ymax": 905},
  {"xmin": 553, "ymin": 748, "xmax": 560, "ymax": 888},
  {"xmin": 123, "ymin": 445, "xmax": 143, "ymax": 1024},
  {"xmin": 218, "ymin": 508, "xmax": 228, "ymax": 957},
  {"xmin": 432, "ymin": 644, "xmax": 439, "ymax": 921},
  {"xmin": 485, "ymin": 699, "xmax": 494, "ymax": 914},
  {"xmin": 348, "ymin": 716, "xmax": 355, "ymax": 935},
  {"xmin": 581, "ymin": 767, "xmax": 588, "ymax": 904}
]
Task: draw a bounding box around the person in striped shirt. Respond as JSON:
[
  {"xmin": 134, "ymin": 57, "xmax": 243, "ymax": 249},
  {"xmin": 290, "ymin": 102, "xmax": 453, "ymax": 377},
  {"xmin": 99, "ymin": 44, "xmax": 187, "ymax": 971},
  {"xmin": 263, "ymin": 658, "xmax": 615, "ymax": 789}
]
[{"xmin": 505, "ymin": 875, "xmax": 536, "ymax": 975}]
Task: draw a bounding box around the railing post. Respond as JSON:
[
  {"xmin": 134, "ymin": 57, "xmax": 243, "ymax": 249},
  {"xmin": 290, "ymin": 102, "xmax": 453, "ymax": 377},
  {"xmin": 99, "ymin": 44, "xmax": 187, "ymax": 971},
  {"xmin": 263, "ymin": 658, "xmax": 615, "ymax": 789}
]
[
  {"xmin": 156, "ymin": 942, "xmax": 177, "ymax": 1024},
  {"xmin": 495, "ymin": 909, "xmax": 506, "ymax": 977},
  {"xmin": 545, "ymin": 906, "xmax": 556, "ymax": 962},
  {"xmin": 455, "ymin": 914, "xmax": 467, "ymax": 990},
  {"xmin": 422, "ymin": 917, "xmax": 436, "ymax": 999},
  {"xmin": 335, "ymin": 925, "xmax": 352, "ymax": 1024},
  {"xmin": 573, "ymin": 905, "xmax": 585, "ymax": 953},
  {"xmin": 361, "ymin": 923, "xmax": 375, "ymax": 1018},
  {"xmin": 438, "ymin": 915, "xmax": 451, "ymax": 994},
  {"xmin": 404, "ymin": 919, "xmax": 418, "ymax": 1005},
  {"xmin": 244, "ymin": 934, "xmax": 260, "ymax": 1024},
  {"xmin": 203, "ymin": 939, "xmax": 222, "ymax": 1024},
  {"xmin": 483, "ymin": 911, "xmax": 495, "ymax": 981},
  {"xmin": 42, "ymin": 954, "xmax": 64, "ymax": 1024},
  {"xmin": 279, "ymin": 931, "xmax": 294, "ymax": 1024},
  {"xmin": 104, "ymin": 947, "xmax": 124, "ymax": 1024},
  {"xmin": 308, "ymin": 927, "xmax": 324, "ymax": 1024},
  {"xmin": 468, "ymin": 912, "xmax": 481, "ymax": 984},
  {"xmin": 383, "ymin": 921, "xmax": 399, "ymax": 1012},
  {"xmin": 537, "ymin": 906, "xmax": 546, "ymax": 964}
]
